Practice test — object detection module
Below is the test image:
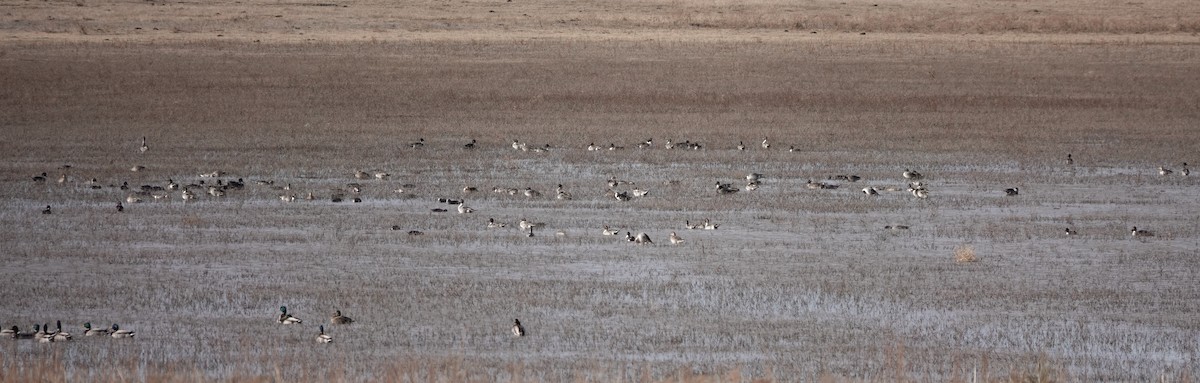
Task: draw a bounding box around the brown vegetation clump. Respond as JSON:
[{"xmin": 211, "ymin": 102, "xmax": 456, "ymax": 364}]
[{"xmin": 954, "ymin": 245, "xmax": 979, "ymax": 264}]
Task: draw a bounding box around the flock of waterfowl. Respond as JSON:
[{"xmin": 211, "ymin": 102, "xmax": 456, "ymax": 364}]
[{"xmin": 3, "ymin": 320, "xmax": 133, "ymax": 342}]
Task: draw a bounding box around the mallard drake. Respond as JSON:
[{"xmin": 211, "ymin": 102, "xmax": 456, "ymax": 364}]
[
  {"xmin": 83, "ymin": 322, "xmax": 110, "ymax": 336},
  {"xmin": 110, "ymin": 324, "xmax": 135, "ymax": 338},
  {"xmin": 9, "ymin": 326, "xmax": 34, "ymax": 340},
  {"xmin": 278, "ymin": 306, "xmax": 302, "ymax": 324},
  {"xmin": 330, "ymin": 310, "xmax": 354, "ymax": 325},
  {"xmin": 52, "ymin": 321, "xmax": 71, "ymax": 341},
  {"xmin": 317, "ymin": 325, "xmax": 333, "ymax": 343}
]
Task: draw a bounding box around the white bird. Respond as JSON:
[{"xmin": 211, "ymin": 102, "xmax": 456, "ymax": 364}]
[
  {"xmin": 632, "ymin": 188, "xmax": 649, "ymax": 197},
  {"xmin": 602, "ymin": 225, "xmax": 620, "ymax": 236},
  {"xmin": 518, "ymin": 218, "xmax": 545, "ymax": 231},
  {"xmin": 1131, "ymin": 227, "xmax": 1154, "ymax": 238},
  {"xmin": 316, "ymin": 325, "xmax": 333, "ymax": 343},
  {"xmin": 457, "ymin": 202, "xmax": 474, "ymax": 214},
  {"xmin": 512, "ymin": 319, "xmax": 525, "ymax": 337},
  {"xmin": 669, "ymin": 231, "xmax": 684, "ymax": 245},
  {"xmin": 512, "ymin": 140, "xmax": 525, "ymax": 151}
]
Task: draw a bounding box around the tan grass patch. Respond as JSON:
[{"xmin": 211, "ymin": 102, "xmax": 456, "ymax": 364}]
[{"xmin": 954, "ymin": 245, "xmax": 979, "ymax": 264}]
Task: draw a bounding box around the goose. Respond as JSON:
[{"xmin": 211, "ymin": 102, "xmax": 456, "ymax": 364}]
[
  {"xmin": 805, "ymin": 180, "xmax": 826, "ymax": 190},
  {"xmin": 486, "ymin": 218, "xmax": 507, "ymax": 229},
  {"xmin": 902, "ymin": 169, "xmax": 923, "ymax": 180},
  {"xmin": 518, "ymin": 218, "xmax": 545, "ymax": 231},
  {"xmin": 685, "ymin": 220, "xmax": 703, "ymax": 230},
  {"xmin": 279, "ymin": 194, "xmax": 296, "ymax": 202},
  {"xmin": 463, "ymin": 186, "xmax": 478, "ymax": 193},
  {"xmin": 736, "ymin": 141, "xmax": 746, "ymax": 151},
  {"xmin": 1159, "ymin": 166, "xmax": 1172, "ymax": 176},
  {"xmin": 1066, "ymin": 153, "xmax": 1073, "ymax": 165},
  {"xmin": 166, "ymin": 179, "xmax": 179, "ymax": 191},
  {"xmin": 555, "ymin": 184, "xmax": 572, "ymax": 200},
  {"xmin": 305, "ymin": 192, "xmax": 316, "ymax": 200},
  {"xmin": 745, "ymin": 182, "xmax": 759, "ymax": 191},
  {"xmin": 526, "ymin": 226, "xmax": 535, "ymax": 237},
  {"xmin": 130, "ymin": 165, "xmax": 146, "ymax": 172},
  {"xmin": 1131, "ymin": 227, "xmax": 1154, "ymax": 238},
  {"xmin": 862, "ymin": 187, "xmax": 879, "ymax": 196},
  {"xmin": 83, "ymin": 322, "xmax": 110, "ymax": 336},
  {"xmin": 746, "ymin": 173, "xmax": 763, "ymax": 182},
  {"xmin": 633, "ymin": 232, "xmax": 653, "ymax": 244},
  {"xmin": 587, "ymin": 143, "xmax": 599, "ymax": 151},
  {"xmin": 761, "ymin": 137, "xmax": 770, "ymax": 149},
  {"xmin": 9, "ymin": 326, "xmax": 35, "ymax": 340},
  {"xmin": 353, "ymin": 170, "xmax": 369, "ymax": 180},
  {"xmin": 139, "ymin": 136, "xmax": 148, "ymax": 153},
  {"xmin": 607, "ymin": 143, "xmax": 623, "ymax": 150},
  {"xmin": 374, "ymin": 172, "xmax": 390, "ymax": 180},
  {"xmin": 207, "ymin": 187, "xmax": 226, "ymax": 197},
  {"xmin": 1004, "ymin": 187, "xmax": 1019, "ymax": 196},
  {"xmin": 42, "ymin": 205, "xmax": 52, "ymax": 215},
  {"xmin": 663, "ymin": 139, "xmax": 675, "ymax": 149},
  {"xmin": 602, "ymin": 225, "xmax": 620, "ymax": 236},
  {"xmin": 512, "ymin": 319, "xmax": 525, "ymax": 337},
  {"xmin": 409, "ymin": 138, "xmax": 425, "ymax": 148},
  {"xmin": 52, "ymin": 321, "xmax": 71, "ymax": 341},
  {"xmin": 910, "ymin": 188, "xmax": 930, "ymax": 199},
  {"xmin": 316, "ymin": 325, "xmax": 333, "ymax": 343},
  {"xmin": 669, "ymin": 231, "xmax": 684, "ymax": 245},
  {"xmin": 703, "ymin": 219, "xmax": 719, "ymax": 230},
  {"xmin": 788, "ymin": 145, "xmax": 796, "ymax": 153},
  {"xmin": 1181, "ymin": 163, "xmax": 1190, "ymax": 176},
  {"xmin": 884, "ymin": 225, "xmax": 910, "ymax": 231},
  {"xmin": 180, "ymin": 190, "xmax": 195, "ymax": 201},
  {"xmin": 33, "ymin": 172, "xmax": 47, "ymax": 183},
  {"xmin": 715, "ymin": 182, "xmax": 739, "ymax": 195},
  {"xmin": 463, "ymin": 139, "xmax": 477, "ymax": 149},
  {"xmin": 512, "ymin": 140, "xmax": 525, "ymax": 151},
  {"xmin": 631, "ymin": 188, "xmax": 649, "ymax": 197},
  {"xmin": 1064, "ymin": 227, "xmax": 1077, "ymax": 236},
  {"xmin": 637, "ymin": 138, "xmax": 653, "ymax": 149},
  {"xmin": 278, "ymin": 306, "xmax": 302, "ymax": 324},
  {"xmin": 330, "ymin": 310, "xmax": 354, "ymax": 324},
  {"xmin": 457, "ymin": 202, "xmax": 475, "ymax": 214},
  {"xmin": 523, "ymin": 188, "xmax": 542, "ymax": 198},
  {"xmin": 626, "ymin": 231, "xmax": 635, "ymax": 242}
]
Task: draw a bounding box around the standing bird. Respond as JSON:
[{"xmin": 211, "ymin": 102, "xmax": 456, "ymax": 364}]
[
  {"xmin": 761, "ymin": 137, "xmax": 770, "ymax": 149},
  {"xmin": 330, "ymin": 310, "xmax": 354, "ymax": 324},
  {"xmin": 278, "ymin": 306, "xmax": 302, "ymax": 324},
  {"xmin": 511, "ymin": 319, "xmax": 525, "ymax": 337},
  {"xmin": 1066, "ymin": 153, "xmax": 1073, "ymax": 165},
  {"xmin": 139, "ymin": 137, "xmax": 148, "ymax": 153},
  {"xmin": 316, "ymin": 325, "xmax": 333, "ymax": 343}
]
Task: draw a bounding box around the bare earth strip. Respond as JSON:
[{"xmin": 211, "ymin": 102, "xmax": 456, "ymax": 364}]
[{"xmin": 0, "ymin": 0, "xmax": 1199, "ymax": 382}]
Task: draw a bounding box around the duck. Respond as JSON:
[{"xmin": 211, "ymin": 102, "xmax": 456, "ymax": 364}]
[
  {"xmin": 1064, "ymin": 228, "xmax": 1077, "ymax": 236},
  {"xmin": 83, "ymin": 322, "xmax": 110, "ymax": 336},
  {"xmin": 555, "ymin": 184, "xmax": 572, "ymax": 200},
  {"xmin": 669, "ymin": 232, "xmax": 684, "ymax": 245},
  {"xmin": 685, "ymin": 220, "xmax": 703, "ymax": 230},
  {"xmin": 1159, "ymin": 166, "xmax": 1172, "ymax": 176},
  {"xmin": 715, "ymin": 182, "xmax": 738, "ymax": 195},
  {"xmin": 736, "ymin": 141, "xmax": 746, "ymax": 151},
  {"xmin": 862, "ymin": 187, "xmax": 879, "ymax": 196},
  {"xmin": 518, "ymin": 218, "xmax": 545, "ymax": 231},
  {"xmin": 0, "ymin": 326, "xmax": 13, "ymax": 337},
  {"xmin": 409, "ymin": 138, "xmax": 426, "ymax": 148},
  {"xmin": 602, "ymin": 225, "xmax": 620, "ymax": 236},
  {"xmin": 1181, "ymin": 163, "xmax": 1190, "ymax": 176},
  {"xmin": 457, "ymin": 202, "xmax": 475, "ymax": 214},
  {"xmin": 745, "ymin": 182, "xmax": 759, "ymax": 191},
  {"xmin": 374, "ymin": 172, "xmax": 390, "ymax": 180},
  {"xmin": 703, "ymin": 219, "xmax": 719, "ymax": 230},
  {"xmin": 1131, "ymin": 227, "xmax": 1154, "ymax": 238},
  {"xmin": 761, "ymin": 137, "xmax": 770, "ymax": 149},
  {"xmin": 1004, "ymin": 187, "xmax": 1019, "ymax": 196},
  {"xmin": 330, "ymin": 310, "xmax": 354, "ymax": 325},
  {"xmin": 487, "ymin": 218, "xmax": 507, "ymax": 229},
  {"xmin": 52, "ymin": 321, "xmax": 71, "ymax": 341},
  {"xmin": 33, "ymin": 172, "xmax": 48, "ymax": 183},
  {"xmin": 354, "ymin": 170, "xmax": 370, "ymax": 180},
  {"xmin": 511, "ymin": 319, "xmax": 525, "ymax": 337},
  {"xmin": 1066, "ymin": 153, "xmax": 1073, "ymax": 165},
  {"xmin": 612, "ymin": 190, "xmax": 632, "ymax": 201},
  {"xmin": 316, "ymin": 325, "xmax": 333, "ymax": 343},
  {"xmin": 523, "ymin": 188, "xmax": 542, "ymax": 198},
  {"xmin": 463, "ymin": 139, "xmax": 476, "ymax": 149},
  {"xmin": 902, "ymin": 169, "xmax": 924, "ymax": 180},
  {"xmin": 8, "ymin": 325, "xmax": 34, "ymax": 340},
  {"xmin": 278, "ymin": 306, "xmax": 302, "ymax": 324},
  {"xmin": 42, "ymin": 205, "xmax": 52, "ymax": 215},
  {"xmin": 110, "ymin": 324, "xmax": 135, "ymax": 338}
]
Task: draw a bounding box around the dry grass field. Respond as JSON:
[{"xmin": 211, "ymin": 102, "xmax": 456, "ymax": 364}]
[{"xmin": 2, "ymin": 0, "xmax": 1200, "ymax": 382}]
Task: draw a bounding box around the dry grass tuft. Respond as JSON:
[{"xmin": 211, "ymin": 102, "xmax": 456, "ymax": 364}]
[{"xmin": 954, "ymin": 245, "xmax": 979, "ymax": 264}]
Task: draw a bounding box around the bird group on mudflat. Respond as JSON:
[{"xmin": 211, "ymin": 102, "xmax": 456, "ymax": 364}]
[{"xmin": 4, "ymin": 320, "xmax": 134, "ymax": 342}]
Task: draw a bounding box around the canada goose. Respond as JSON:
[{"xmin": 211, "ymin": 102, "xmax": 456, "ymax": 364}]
[
  {"xmin": 1004, "ymin": 187, "xmax": 1019, "ymax": 196},
  {"xmin": 663, "ymin": 139, "xmax": 675, "ymax": 149},
  {"xmin": 165, "ymin": 179, "xmax": 179, "ymax": 191},
  {"xmin": 330, "ymin": 310, "xmax": 354, "ymax": 324},
  {"xmin": 1131, "ymin": 227, "xmax": 1154, "ymax": 238},
  {"xmin": 208, "ymin": 187, "xmax": 225, "ymax": 197},
  {"xmin": 83, "ymin": 322, "xmax": 110, "ymax": 336},
  {"xmin": 1066, "ymin": 153, "xmax": 1073, "ymax": 165},
  {"xmin": 110, "ymin": 324, "xmax": 135, "ymax": 338},
  {"xmin": 637, "ymin": 138, "xmax": 653, "ymax": 149},
  {"xmin": 42, "ymin": 205, "xmax": 52, "ymax": 214},
  {"xmin": 512, "ymin": 319, "xmax": 525, "ymax": 337},
  {"xmin": 633, "ymin": 232, "xmax": 653, "ymax": 244},
  {"xmin": 462, "ymin": 186, "xmax": 478, "ymax": 194},
  {"xmin": 902, "ymin": 169, "xmax": 923, "ymax": 180},
  {"xmin": 463, "ymin": 139, "xmax": 477, "ymax": 149},
  {"xmin": 180, "ymin": 190, "xmax": 195, "ymax": 201},
  {"xmin": 278, "ymin": 306, "xmax": 302, "ymax": 324},
  {"xmin": 1159, "ymin": 166, "xmax": 1172, "ymax": 176},
  {"xmin": 736, "ymin": 141, "xmax": 746, "ymax": 151},
  {"xmin": 52, "ymin": 321, "xmax": 71, "ymax": 341},
  {"xmin": 1064, "ymin": 227, "xmax": 1077, "ymax": 236},
  {"xmin": 353, "ymin": 170, "xmax": 369, "ymax": 180},
  {"xmin": 703, "ymin": 219, "xmax": 719, "ymax": 230},
  {"xmin": 862, "ymin": 187, "xmax": 879, "ymax": 196},
  {"xmin": 761, "ymin": 138, "xmax": 770, "ymax": 149},
  {"xmin": 526, "ymin": 227, "xmax": 535, "ymax": 237},
  {"xmin": 374, "ymin": 172, "xmax": 390, "ymax": 180},
  {"xmin": 685, "ymin": 220, "xmax": 703, "ymax": 230},
  {"xmin": 33, "ymin": 172, "xmax": 47, "ymax": 183},
  {"xmin": 139, "ymin": 136, "xmax": 148, "ymax": 153},
  {"xmin": 555, "ymin": 184, "xmax": 572, "ymax": 200},
  {"xmin": 409, "ymin": 138, "xmax": 425, "ymax": 148},
  {"xmin": 316, "ymin": 325, "xmax": 333, "ymax": 343},
  {"xmin": 457, "ymin": 202, "xmax": 474, "ymax": 214},
  {"xmin": 487, "ymin": 218, "xmax": 507, "ymax": 229},
  {"xmin": 1181, "ymin": 163, "xmax": 1190, "ymax": 176},
  {"xmin": 518, "ymin": 218, "xmax": 545, "ymax": 231},
  {"xmin": 910, "ymin": 188, "xmax": 930, "ymax": 199},
  {"xmin": 523, "ymin": 188, "xmax": 541, "ymax": 198},
  {"xmin": 669, "ymin": 231, "xmax": 684, "ymax": 245},
  {"xmin": 602, "ymin": 225, "xmax": 620, "ymax": 236}
]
